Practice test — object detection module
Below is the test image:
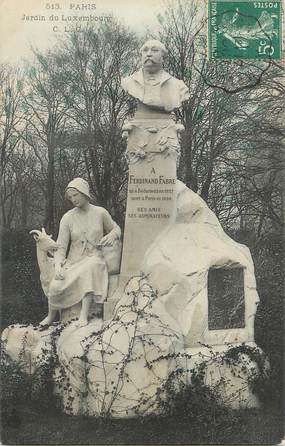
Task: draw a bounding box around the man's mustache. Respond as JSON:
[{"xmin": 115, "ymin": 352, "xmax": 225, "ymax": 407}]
[{"xmin": 144, "ymin": 57, "xmax": 155, "ymax": 63}]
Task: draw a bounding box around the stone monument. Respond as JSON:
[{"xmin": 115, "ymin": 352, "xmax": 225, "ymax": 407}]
[
  {"xmin": 105, "ymin": 39, "xmax": 189, "ymax": 316},
  {"xmin": 2, "ymin": 39, "xmax": 267, "ymax": 418}
]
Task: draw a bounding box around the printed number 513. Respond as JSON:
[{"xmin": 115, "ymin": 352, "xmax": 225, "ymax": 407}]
[{"xmin": 46, "ymin": 3, "xmax": 60, "ymax": 9}]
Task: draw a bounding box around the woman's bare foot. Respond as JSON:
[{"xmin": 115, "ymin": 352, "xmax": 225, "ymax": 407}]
[{"xmin": 39, "ymin": 313, "xmax": 56, "ymax": 326}]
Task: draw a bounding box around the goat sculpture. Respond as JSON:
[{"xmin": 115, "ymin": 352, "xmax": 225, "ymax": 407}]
[
  {"xmin": 29, "ymin": 227, "xmax": 58, "ymax": 297},
  {"xmin": 30, "ymin": 227, "xmax": 122, "ymax": 297}
]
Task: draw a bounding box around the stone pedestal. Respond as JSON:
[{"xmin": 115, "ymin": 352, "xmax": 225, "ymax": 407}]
[{"xmin": 105, "ymin": 108, "xmax": 183, "ymax": 318}]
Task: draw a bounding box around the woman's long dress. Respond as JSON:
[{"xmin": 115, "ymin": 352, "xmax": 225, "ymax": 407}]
[{"xmin": 48, "ymin": 205, "xmax": 120, "ymax": 310}]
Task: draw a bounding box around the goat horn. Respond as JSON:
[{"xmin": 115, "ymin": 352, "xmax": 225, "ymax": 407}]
[
  {"xmin": 42, "ymin": 227, "xmax": 47, "ymax": 234},
  {"xmin": 29, "ymin": 230, "xmax": 42, "ymax": 236}
]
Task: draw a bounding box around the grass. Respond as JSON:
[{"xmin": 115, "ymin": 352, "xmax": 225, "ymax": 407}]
[{"xmin": 1, "ymin": 402, "xmax": 283, "ymax": 445}]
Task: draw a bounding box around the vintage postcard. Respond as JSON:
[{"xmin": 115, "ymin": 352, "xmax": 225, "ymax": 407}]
[{"xmin": 0, "ymin": 0, "xmax": 284, "ymax": 444}]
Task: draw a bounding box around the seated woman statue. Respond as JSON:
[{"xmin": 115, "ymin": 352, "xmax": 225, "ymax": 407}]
[{"xmin": 40, "ymin": 177, "xmax": 121, "ymax": 327}]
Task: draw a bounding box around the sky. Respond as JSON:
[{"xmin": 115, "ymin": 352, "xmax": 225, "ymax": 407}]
[{"xmin": 0, "ymin": 0, "xmax": 166, "ymax": 64}]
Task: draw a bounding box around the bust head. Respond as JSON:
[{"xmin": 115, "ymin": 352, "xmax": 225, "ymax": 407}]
[
  {"xmin": 121, "ymin": 40, "xmax": 189, "ymax": 111},
  {"xmin": 140, "ymin": 40, "xmax": 167, "ymax": 73}
]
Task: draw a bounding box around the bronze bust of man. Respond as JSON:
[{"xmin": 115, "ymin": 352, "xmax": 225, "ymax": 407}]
[{"xmin": 121, "ymin": 39, "xmax": 189, "ymax": 112}]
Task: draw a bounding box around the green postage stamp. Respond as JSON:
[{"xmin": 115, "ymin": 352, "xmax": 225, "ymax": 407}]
[{"xmin": 208, "ymin": 0, "xmax": 282, "ymax": 59}]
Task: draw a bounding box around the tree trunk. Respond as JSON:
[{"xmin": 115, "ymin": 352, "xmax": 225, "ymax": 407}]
[{"xmin": 45, "ymin": 146, "xmax": 55, "ymax": 233}]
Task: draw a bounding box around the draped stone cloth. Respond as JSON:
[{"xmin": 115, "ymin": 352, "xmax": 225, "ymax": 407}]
[
  {"xmin": 121, "ymin": 69, "xmax": 189, "ymax": 112},
  {"xmin": 48, "ymin": 205, "xmax": 120, "ymax": 310}
]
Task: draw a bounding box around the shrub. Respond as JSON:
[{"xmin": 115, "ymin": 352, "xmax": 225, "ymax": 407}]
[
  {"xmin": 157, "ymin": 368, "xmax": 239, "ymax": 442},
  {"xmin": 1, "ymin": 228, "xmax": 47, "ymax": 328},
  {"xmin": 0, "ymin": 347, "xmax": 33, "ymax": 431}
]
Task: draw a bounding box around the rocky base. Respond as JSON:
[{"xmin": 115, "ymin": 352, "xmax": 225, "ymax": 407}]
[{"xmin": 2, "ymin": 279, "xmax": 265, "ymax": 418}]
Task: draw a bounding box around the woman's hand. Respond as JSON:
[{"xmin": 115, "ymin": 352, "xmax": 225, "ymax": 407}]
[
  {"xmin": 54, "ymin": 264, "xmax": 65, "ymax": 280},
  {"xmin": 99, "ymin": 232, "xmax": 117, "ymax": 247}
]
